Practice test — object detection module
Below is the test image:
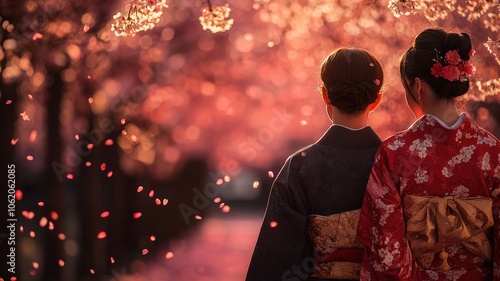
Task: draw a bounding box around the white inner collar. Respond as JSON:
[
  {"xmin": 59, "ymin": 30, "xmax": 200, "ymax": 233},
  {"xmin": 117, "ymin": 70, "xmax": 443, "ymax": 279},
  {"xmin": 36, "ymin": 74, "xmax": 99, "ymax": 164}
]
[
  {"xmin": 427, "ymin": 113, "xmax": 466, "ymax": 130},
  {"xmin": 332, "ymin": 124, "xmax": 370, "ymax": 131}
]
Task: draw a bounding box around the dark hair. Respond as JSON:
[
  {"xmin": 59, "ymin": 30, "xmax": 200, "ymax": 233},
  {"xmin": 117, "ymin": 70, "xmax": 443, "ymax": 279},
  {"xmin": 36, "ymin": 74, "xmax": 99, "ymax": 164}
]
[
  {"xmin": 320, "ymin": 48, "xmax": 384, "ymax": 115},
  {"xmin": 400, "ymin": 28, "xmax": 472, "ymax": 100}
]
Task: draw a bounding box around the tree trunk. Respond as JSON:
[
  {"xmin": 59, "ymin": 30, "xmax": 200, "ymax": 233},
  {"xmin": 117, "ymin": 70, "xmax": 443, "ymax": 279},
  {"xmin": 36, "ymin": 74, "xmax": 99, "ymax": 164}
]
[{"xmin": 42, "ymin": 67, "xmax": 65, "ymax": 281}]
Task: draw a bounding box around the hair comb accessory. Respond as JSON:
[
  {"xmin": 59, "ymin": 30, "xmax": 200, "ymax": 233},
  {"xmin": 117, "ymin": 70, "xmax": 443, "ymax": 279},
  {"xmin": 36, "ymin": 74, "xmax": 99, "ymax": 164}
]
[{"xmin": 430, "ymin": 49, "xmax": 476, "ymax": 82}]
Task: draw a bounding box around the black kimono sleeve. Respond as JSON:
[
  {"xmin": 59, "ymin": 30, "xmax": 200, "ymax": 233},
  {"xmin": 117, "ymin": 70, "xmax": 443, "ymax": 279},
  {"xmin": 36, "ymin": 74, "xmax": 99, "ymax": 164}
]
[{"xmin": 246, "ymin": 155, "xmax": 310, "ymax": 281}]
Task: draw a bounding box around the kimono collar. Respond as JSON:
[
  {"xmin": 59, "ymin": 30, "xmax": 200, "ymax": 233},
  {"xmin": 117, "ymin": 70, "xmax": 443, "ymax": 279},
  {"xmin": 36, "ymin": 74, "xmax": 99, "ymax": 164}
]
[
  {"xmin": 427, "ymin": 113, "xmax": 466, "ymax": 129},
  {"xmin": 316, "ymin": 125, "xmax": 382, "ymax": 149},
  {"xmin": 408, "ymin": 113, "xmax": 477, "ymax": 145}
]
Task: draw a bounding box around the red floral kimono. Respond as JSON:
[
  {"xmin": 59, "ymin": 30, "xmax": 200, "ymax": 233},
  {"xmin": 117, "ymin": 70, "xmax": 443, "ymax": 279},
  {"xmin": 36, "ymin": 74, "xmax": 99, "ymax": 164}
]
[{"xmin": 357, "ymin": 114, "xmax": 500, "ymax": 281}]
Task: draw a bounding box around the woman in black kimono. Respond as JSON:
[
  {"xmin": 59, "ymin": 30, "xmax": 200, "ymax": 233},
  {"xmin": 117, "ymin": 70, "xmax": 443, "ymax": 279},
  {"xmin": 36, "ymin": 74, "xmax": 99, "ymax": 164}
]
[{"xmin": 246, "ymin": 48, "xmax": 384, "ymax": 281}]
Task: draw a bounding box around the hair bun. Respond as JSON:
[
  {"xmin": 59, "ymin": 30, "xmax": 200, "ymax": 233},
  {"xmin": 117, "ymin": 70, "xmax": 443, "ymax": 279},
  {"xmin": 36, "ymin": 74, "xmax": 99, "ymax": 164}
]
[
  {"xmin": 328, "ymin": 81, "xmax": 379, "ymax": 114},
  {"xmin": 443, "ymin": 32, "xmax": 472, "ymax": 61},
  {"xmin": 321, "ymin": 48, "xmax": 383, "ymax": 115},
  {"xmin": 401, "ymin": 28, "xmax": 472, "ymax": 100}
]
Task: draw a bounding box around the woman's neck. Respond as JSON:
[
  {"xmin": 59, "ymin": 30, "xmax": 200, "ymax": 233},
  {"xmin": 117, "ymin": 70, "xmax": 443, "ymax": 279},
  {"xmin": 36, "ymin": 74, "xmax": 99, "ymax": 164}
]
[
  {"xmin": 424, "ymin": 100, "xmax": 460, "ymax": 126},
  {"xmin": 417, "ymin": 81, "xmax": 461, "ymax": 126}
]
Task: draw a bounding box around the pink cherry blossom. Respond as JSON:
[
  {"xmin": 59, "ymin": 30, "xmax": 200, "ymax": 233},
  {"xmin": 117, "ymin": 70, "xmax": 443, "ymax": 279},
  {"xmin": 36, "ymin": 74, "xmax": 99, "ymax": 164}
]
[
  {"xmin": 445, "ymin": 50, "xmax": 461, "ymax": 65},
  {"xmin": 441, "ymin": 65, "xmax": 460, "ymax": 81},
  {"xmin": 430, "ymin": 63, "xmax": 443, "ymax": 78},
  {"xmin": 463, "ymin": 61, "xmax": 475, "ymax": 75},
  {"xmin": 199, "ymin": 4, "xmax": 234, "ymax": 33}
]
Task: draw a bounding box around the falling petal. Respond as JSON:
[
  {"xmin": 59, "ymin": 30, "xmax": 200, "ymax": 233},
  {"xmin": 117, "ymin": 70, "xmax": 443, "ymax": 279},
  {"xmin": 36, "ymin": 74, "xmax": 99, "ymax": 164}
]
[
  {"xmin": 28, "ymin": 94, "xmax": 34, "ymax": 100},
  {"xmin": 121, "ymin": 130, "xmax": 127, "ymax": 135},
  {"xmin": 214, "ymin": 197, "xmax": 221, "ymax": 203},
  {"xmin": 32, "ymin": 32, "xmax": 43, "ymax": 40},
  {"xmin": 67, "ymin": 174, "xmax": 74, "ymax": 180},
  {"xmin": 38, "ymin": 202, "xmax": 44, "ymax": 206},
  {"xmin": 90, "ymin": 269, "xmax": 95, "ymax": 274},
  {"xmin": 195, "ymin": 215, "xmax": 202, "ymax": 220},
  {"xmin": 97, "ymin": 231, "xmax": 107, "ymax": 239},
  {"xmin": 253, "ymin": 181, "xmax": 260, "ymax": 188},
  {"xmin": 162, "ymin": 199, "xmax": 168, "ymax": 205},
  {"xmin": 100, "ymin": 163, "xmax": 106, "ymax": 171},
  {"xmin": 20, "ymin": 111, "xmax": 30, "ymax": 121},
  {"xmin": 21, "ymin": 211, "xmax": 35, "ymax": 220},
  {"xmin": 270, "ymin": 221, "xmax": 278, "ymax": 228},
  {"xmin": 142, "ymin": 249, "xmax": 149, "ymax": 255},
  {"xmin": 150, "ymin": 235, "xmax": 156, "ymax": 241},
  {"xmin": 87, "ymin": 75, "xmax": 91, "ymax": 79},
  {"xmin": 39, "ymin": 217, "xmax": 48, "ymax": 227},
  {"xmin": 224, "ymin": 175, "xmax": 231, "ymax": 182},
  {"xmin": 48, "ymin": 222, "xmax": 54, "ymax": 230},
  {"xmin": 155, "ymin": 198, "xmax": 161, "ymax": 205},
  {"xmin": 131, "ymin": 135, "xmax": 138, "ymax": 142},
  {"xmin": 58, "ymin": 233, "xmax": 66, "ymax": 240},
  {"xmin": 26, "ymin": 155, "xmax": 34, "ymax": 161},
  {"xmin": 6, "ymin": 100, "xmax": 12, "ymax": 104},
  {"xmin": 11, "ymin": 138, "xmax": 18, "ymax": 145},
  {"xmin": 369, "ymin": 63, "xmax": 375, "ymax": 67},
  {"xmin": 101, "ymin": 211, "xmax": 110, "ymax": 218},
  {"xmin": 133, "ymin": 212, "xmax": 142, "ymax": 219},
  {"xmin": 268, "ymin": 171, "xmax": 274, "ymax": 178},
  {"xmin": 29, "ymin": 130, "xmax": 37, "ymax": 142},
  {"xmin": 216, "ymin": 179, "xmax": 224, "ymax": 185},
  {"xmin": 30, "ymin": 231, "xmax": 36, "ymax": 238},
  {"xmin": 374, "ymin": 79, "xmax": 381, "ymax": 85},
  {"xmin": 219, "ymin": 203, "xmax": 225, "ymax": 208},
  {"xmin": 301, "ymin": 152, "xmax": 307, "ymax": 157},
  {"xmin": 87, "ymin": 143, "xmax": 94, "ymax": 150},
  {"xmin": 85, "ymin": 161, "xmax": 92, "ymax": 167},
  {"xmin": 33, "ymin": 262, "xmax": 39, "ymax": 269},
  {"xmin": 137, "ymin": 186, "xmax": 144, "ymax": 192},
  {"xmin": 20, "ymin": 226, "xmax": 24, "ymax": 232},
  {"xmin": 107, "ymin": 171, "xmax": 113, "ymax": 177},
  {"xmin": 83, "ymin": 24, "xmax": 90, "ymax": 32},
  {"xmin": 165, "ymin": 251, "xmax": 174, "ymax": 259},
  {"xmin": 148, "ymin": 190, "xmax": 154, "ymax": 197},
  {"xmin": 75, "ymin": 134, "xmax": 80, "ymax": 140},
  {"xmin": 105, "ymin": 139, "xmax": 114, "ymax": 146},
  {"xmin": 222, "ymin": 205, "xmax": 230, "ymax": 213},
  {"xmin": 88, "ymin": 97, "xmax": 94, "ymax": 104},
  {"xmin": 110, "ymin": 257, "xmax": 115, "ymax": 264},
  {"xmin": 59, "ymin": 260, "xmax": 65, "ymax": 267},
  {"xmin": 120, "ymin": 118, "xmax": 126, "ymax": 125},
  {"xmin": 15, "ymin": 189, "xmax": 22, "ymax": 200}
]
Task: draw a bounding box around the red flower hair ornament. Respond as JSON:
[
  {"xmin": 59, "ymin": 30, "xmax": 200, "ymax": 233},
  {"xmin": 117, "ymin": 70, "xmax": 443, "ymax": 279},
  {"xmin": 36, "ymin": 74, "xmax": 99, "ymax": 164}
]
[{"xmin": 430, "ymin": 49, "xmax": 476, "ymax": 82}]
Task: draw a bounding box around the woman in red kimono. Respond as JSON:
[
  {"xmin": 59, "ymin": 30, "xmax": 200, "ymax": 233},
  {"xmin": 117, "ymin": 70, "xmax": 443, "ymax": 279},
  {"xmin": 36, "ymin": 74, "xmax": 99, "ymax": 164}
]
[
  {"xmin": 357, "ymin": 28, "xmax": 500, "ymax": 281},
  {"xmin": 246, "ymin": 48, "xmax": 384, "ymax": 280}
]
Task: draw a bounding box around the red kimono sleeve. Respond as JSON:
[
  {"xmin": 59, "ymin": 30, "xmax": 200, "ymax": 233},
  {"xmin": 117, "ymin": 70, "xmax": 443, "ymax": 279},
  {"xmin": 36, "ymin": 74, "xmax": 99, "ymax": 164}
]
[
  {"xmin": 357, "ymin": 148, "xmax": 420, "ymax": 281},
  {"xmin": 492, "ymin": 162, "xmax": 500, "ymax": 280}
]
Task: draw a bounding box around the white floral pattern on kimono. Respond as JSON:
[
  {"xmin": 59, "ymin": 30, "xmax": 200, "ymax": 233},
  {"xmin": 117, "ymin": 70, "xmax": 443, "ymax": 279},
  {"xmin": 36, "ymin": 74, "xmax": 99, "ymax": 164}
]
[{"xmin": 357, "ymin": 114, "xmax": 500, "ymax": 281}]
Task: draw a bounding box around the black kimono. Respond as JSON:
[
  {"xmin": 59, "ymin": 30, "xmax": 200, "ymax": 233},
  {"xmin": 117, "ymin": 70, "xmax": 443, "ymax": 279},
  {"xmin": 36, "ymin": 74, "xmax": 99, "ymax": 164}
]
[{"xmin": 246, "ymin": 125, "xmax": 382, "ymax": 281}]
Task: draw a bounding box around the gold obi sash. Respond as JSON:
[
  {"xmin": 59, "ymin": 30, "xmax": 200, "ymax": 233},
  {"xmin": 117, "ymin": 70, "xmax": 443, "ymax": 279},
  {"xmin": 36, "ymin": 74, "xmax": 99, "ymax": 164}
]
[
  {"xmin": 403, "ymin": 195, "xmax": 493, "ymax": 270},
  {"xmin": 306, "ymin": 209, "xmax": 363, "ymax": 280}
]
